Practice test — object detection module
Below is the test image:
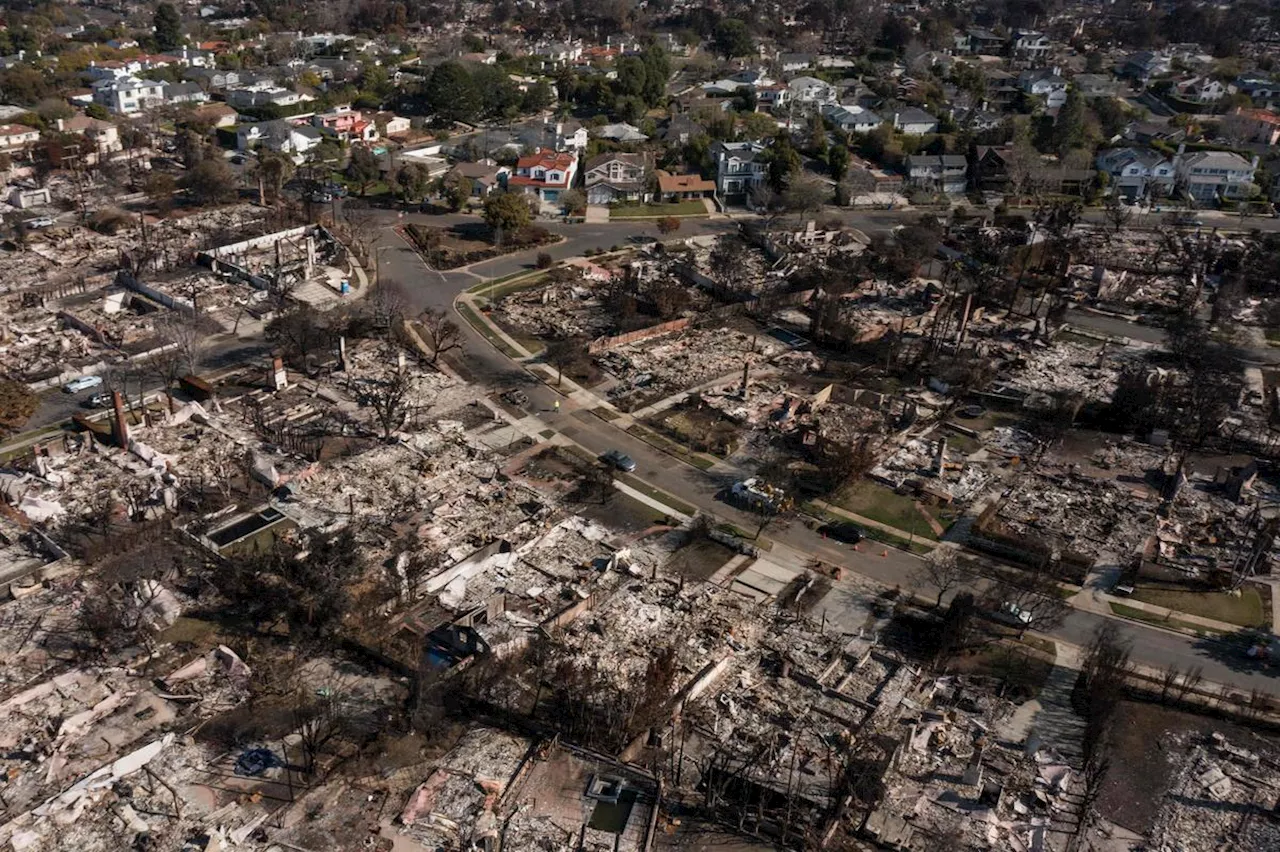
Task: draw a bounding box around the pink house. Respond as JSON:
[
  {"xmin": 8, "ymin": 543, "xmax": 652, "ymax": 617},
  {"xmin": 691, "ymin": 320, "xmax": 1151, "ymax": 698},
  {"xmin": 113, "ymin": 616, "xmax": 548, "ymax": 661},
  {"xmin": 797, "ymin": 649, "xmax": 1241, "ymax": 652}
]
[{"xmin": 311, "ymin": 106, "xmax": 378, "ymax": 144}]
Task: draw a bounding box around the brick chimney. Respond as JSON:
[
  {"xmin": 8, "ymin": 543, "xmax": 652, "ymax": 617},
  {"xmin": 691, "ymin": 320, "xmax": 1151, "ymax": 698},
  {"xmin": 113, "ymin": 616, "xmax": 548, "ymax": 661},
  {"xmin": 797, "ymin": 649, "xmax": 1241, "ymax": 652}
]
[
  {"xmin": 110, "ymin": 391, "xmax": 129, "ymax": 448},
  {"xmin": 270, "ymin": 356, "xmax": 288, "ymax": 391}
]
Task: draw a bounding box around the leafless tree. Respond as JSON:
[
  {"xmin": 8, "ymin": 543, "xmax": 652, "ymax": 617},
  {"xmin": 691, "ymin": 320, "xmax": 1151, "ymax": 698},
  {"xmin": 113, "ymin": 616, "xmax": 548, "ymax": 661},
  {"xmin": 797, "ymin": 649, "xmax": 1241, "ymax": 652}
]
[
  {"xmin": 980, "ymin": 563, "xmax": 1070, "ymax": 639},
  {"xmin": 911, "ymin": 549, "xmax": 976, "ymax": 608},
  {"xmin": 544, "ymin": 336, "xmax": 589, "ymax": 386},
  {"xmin": 364, "ymin": 366, "xmax": 416, "ymax": 440},
  {"xmin": 418, "ymin": 307, "xmax": 463, "ymax": 365},
  {"xmin": 292, "ymin": 687, "xmax": 349, "ymax": 776},
  {"xmin": 1102, "ymin": 195, "xmax": 1132, "ymax": 239}
]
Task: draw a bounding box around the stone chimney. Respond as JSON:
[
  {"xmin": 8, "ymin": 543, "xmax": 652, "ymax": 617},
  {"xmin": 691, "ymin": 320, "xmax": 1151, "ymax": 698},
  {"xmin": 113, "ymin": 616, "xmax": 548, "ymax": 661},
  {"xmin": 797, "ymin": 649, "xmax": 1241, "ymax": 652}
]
[
  {"xmin": 110, "ymin": 391, "xmax": 129, "ymax": 448},
  {"xmin": 270, "ymin": 356, "xmax": 288, "ymax": 391}
]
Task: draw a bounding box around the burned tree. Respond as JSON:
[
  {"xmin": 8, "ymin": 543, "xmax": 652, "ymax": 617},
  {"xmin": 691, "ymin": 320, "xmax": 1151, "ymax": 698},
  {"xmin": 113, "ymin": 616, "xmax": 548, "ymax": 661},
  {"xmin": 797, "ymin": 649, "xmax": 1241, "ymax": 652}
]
[
  {"xmin": 418, "ymin": 307, "xmax": 463, "ymax": 365},
  {"xmin": 544, "ymin": 336, "xmax": 589, "ymax": 387},
  {"xmin": 911, "ymin": 549, "xmax": 976, "ymax": 609},
  {"xmin": 364, "ymin": 365, "xmax": 417, "ymax": 440}
]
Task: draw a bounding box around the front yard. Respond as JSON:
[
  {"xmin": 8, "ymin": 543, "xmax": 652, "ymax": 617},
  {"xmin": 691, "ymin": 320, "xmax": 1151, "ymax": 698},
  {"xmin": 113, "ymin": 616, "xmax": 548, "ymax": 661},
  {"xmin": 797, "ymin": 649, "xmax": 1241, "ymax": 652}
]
[{"xmin": 609, "ymin": 200, "xmax": 708, "ymax": 218}]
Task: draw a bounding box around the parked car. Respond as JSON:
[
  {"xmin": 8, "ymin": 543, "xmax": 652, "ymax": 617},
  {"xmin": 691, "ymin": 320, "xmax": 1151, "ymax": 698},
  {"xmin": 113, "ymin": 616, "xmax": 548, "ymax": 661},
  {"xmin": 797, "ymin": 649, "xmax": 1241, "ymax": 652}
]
[
  {"xmin": 86, "ymin": 391, "xmax": 113, "ymax": 408},
  {"xmin": 307, "ymin": 192, "xmax": 334, "ymax": 203},
  {"xmin": 818, "ymin": 522, "xmax": 865, "ymax": 544},
  {"xmin": 601, "ymin": 449, "xmax": 636, "ymax": 472},
  {"xmin": 322, "ymin": 182, "xmax": 349, "ymax": 198},
  {"xmin": 63, "ymin": 375, "xmax": 103, "ymax": 394},
  {"xmin": 24, "ymin": 216, "xmax": 55, "ymax": 229},
  {"xmin": 502, "ymin": 389, "xmax": 529, "ymax": 407}
]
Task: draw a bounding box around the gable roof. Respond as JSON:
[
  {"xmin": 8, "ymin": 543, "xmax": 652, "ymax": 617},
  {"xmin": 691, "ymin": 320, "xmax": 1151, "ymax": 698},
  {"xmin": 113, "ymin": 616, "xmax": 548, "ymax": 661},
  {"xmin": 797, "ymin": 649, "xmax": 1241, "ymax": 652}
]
[{"xmin": 585, "ymin": 152, "xmax": 650, "ymax": 172}]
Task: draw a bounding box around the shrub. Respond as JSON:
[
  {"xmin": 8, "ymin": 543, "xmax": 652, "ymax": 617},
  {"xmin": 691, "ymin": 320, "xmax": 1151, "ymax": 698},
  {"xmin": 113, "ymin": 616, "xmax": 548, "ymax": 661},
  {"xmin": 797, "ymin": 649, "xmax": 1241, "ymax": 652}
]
[{"xmin": 536, "ymin": 252, "xmax": 553, "ymax": 269}]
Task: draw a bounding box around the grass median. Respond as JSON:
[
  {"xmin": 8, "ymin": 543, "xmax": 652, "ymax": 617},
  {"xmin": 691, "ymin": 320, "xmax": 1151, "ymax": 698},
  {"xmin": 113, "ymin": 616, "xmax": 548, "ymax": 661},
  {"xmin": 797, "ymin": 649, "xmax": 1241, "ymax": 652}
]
[{"xmin": 456, "ymin": 302, "xmax": 523, "ymax": 359}]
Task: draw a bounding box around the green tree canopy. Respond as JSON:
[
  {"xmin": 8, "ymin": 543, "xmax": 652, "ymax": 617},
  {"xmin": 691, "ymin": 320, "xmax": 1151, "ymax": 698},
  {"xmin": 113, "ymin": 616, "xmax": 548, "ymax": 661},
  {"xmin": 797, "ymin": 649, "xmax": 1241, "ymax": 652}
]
[
  {"xmin": 424, "ymin": 60, "xmax": 481, "ymax": 124},
  {"xmin": 483, "ymin": 192, "xmax": 532, "ymax": 241},
  {"xmin": 713, "ymin": 19, "xmax": 754, "ymax": 59},
  {"xmin": 154, "ymin": 2, "xmax": 183, "ymax": 51}
]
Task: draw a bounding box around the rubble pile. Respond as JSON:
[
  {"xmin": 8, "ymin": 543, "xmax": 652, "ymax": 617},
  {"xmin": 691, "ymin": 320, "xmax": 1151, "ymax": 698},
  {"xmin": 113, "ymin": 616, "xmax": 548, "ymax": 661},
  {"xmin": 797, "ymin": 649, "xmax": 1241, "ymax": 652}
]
[
  {"xmin": 600, "ymin": 327, "xmax": 782, "ymax": 411},
  {"xmin": 1148, "ymin": 731, "xmax": 1280, "ymax": 852},
  {"xmin": 0, "ymin": 300, "xmax": 103, "ymax": 382},
  {"xmin": 491, "ymin": 274, "xmax": 616, "ymax": 340}
]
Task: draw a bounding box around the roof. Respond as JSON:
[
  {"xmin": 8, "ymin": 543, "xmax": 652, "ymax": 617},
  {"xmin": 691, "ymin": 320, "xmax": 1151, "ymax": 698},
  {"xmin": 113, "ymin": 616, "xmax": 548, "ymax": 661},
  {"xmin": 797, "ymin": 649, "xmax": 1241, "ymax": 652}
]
[
  {"xmin": 895, "ymin": 107, "xmax": 938, "ymax": 125},
  {"xmin": 788, "ymin": 76, "xmax": 828, "ymax": 89},
  {"xmin": 585, "ymin": 152, "xmax": 649, "ymax": 171},
  {"xmin": 0, "ymin": 124, "xmax": 37, "ymax": 136},
  {"xmin": 515, "ymin": 148, "xmax": 577, "ymax": 171},
  {"xmin": 656, "ymin": 170, "xmax": 715, "ymax": 193},
  {"xmin": 596, "ymin": 122, "xmax": 647, "ymax": 141},
  {"xmin": 906, "ymin": 154, "xmax": 967, "ymax": 167},
  {"xmin": 1182, "ymin": 150, "xmax": 1254, "ymax": 169},
  {"xmin": 1231, "ymin": 108, "xmax": 1280, "ymax": 126},
  {"xmin": 451, "ymin": 160, "xmax": 503, "ymax": 179}
]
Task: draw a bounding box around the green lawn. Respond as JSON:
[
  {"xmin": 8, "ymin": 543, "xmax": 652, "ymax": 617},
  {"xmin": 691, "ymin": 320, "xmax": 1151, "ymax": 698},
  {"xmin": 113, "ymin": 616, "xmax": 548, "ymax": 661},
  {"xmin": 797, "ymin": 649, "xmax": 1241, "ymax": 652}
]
[
  {"xmin": 1266, "ymin": 328, "xmax": 1280, "ymax": 346},
  {"xmin": 610, "ymin": 200, "xmax": 708, "ymax": 218},
  {"xmin": 1131, "ymin": 586, "xmax": 1268, "ymax": 628},
  {"xmin": 1109, "ymin": 602, "xmax": 1231, "ymax": 636},
  {"xmin": 831, "ymin": 480, "xmax": 941, "ymax": 541},
  {"xmin": 617, "ymin": 474, "xmax": 698, "ymax": 518},
  {"xmin": 467, "ymin": 270, "xmax": 548, "ymax": 300}
]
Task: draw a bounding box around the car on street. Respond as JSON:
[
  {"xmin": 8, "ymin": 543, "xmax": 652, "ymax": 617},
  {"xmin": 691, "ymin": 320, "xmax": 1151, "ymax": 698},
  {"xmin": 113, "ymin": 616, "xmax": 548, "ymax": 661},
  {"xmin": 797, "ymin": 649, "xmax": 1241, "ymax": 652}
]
[
  {"xmin": 24, "ymin": 216, "xmax": 56, "ymax": 229},
  {"xmin": 63, "ymin": 375, "xmax": 103, "ymax": 394},
  {"xmin": 86, "ymin": 391, "xmax": 113, "ymax": 408},
  {"xmin": 818, "ymin": 522, "xmax": 865, "ymax": 544},
  {"xmin": 601, "ymin": 449, "xmax": 636, "ymax": 472},
  {"xmin": 502, "ymin": 389, "xmax": 529, "ymax": 407},
  {"xmin": 308, "ymin": 192, "xmax": 334, "ymax": 203}
]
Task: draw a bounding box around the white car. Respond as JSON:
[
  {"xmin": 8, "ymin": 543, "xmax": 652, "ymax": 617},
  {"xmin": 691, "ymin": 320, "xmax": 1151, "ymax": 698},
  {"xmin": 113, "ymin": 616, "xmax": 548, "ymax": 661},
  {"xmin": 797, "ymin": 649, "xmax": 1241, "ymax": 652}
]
[
  {"xmin": 62, "ymin": 375, "xmax": 103, "ymax": 394},
  {"xmin": 24, "ymin": 217, "xmax": 56, "ymax": 229}
]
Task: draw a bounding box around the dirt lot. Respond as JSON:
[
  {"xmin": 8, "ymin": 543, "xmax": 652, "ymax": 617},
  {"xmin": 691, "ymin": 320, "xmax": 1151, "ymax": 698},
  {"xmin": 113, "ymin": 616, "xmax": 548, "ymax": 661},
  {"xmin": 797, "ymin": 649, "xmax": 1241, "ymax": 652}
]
[
  {"xmin": 648, "ymin": 398, "xmax": 743, "ymax": 457},
  {"xmin": 664, "ymin": 538, "xmax": 737, "ymax": 582},
  {"xmin": 1096, "ymin": 700, "xmax": 1280, "ymax": 834}
]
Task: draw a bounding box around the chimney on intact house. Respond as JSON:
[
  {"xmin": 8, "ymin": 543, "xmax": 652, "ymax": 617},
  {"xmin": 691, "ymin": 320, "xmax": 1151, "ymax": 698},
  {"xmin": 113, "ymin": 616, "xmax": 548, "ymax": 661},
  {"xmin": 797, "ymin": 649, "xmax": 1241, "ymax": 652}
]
[
  {"xmin": 270, "ymin": 356, "xmax": 288, "ymax": 391},
  {"xmin": 110, "ymin": 391, "xmax": 129, "ymax": 448}
]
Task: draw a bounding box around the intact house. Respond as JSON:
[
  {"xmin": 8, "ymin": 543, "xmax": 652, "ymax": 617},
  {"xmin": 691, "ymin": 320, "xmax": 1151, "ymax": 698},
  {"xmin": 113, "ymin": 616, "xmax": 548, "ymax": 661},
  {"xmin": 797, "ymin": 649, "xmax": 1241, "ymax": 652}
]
[
  {"xmin": 193, "ymin": 103, "xmax": 239, "ymax": 128},
  {"xmin": 905, "ymin": 154, "xmax": 968, "ymax": 195},
  {"xmin": 184, "ymin": 68, "xmax": 241, "ymax": 90},
  {"xmin": 1119, "ymin": 51, "xmax": 1171, "ymax": 85},
  {"xmin": 655, "ymin": 169, "xmax": 715, "ymax": 201},
  {"xmin": 91, "ymin": 76, "xmax": 164, "ymax": 114},
  {"xmin": 713, "ymin": 141, "xmax": 768, "ymax": 198},
  {"xmin": 778, "ymin": 53, "xmax": 814, "ymax": 74},
  {"xmin": 595, "ymin": 123, "xmax": 648, "ymax": 144},
  {"xmin": 1174, "ymin": 148, "xmax": 1259, "ymax": 203},
  {"xmin": 787, "ymin": 76, "xmax": 837, "ymax": 106},
  {"xmin": 1236, "ymin": 74, "xmax": 1280, "ymax": 109},
  {"xmin": 1012, "ymin": 29, "xmax": 1052, "ymax": 60},
  {"xmin": 448, "ymin": 159, "xmax": 509, "ymax": 198},
  {"xmin": 659, "ymin": 114, "xmax": 705, "ymax": 146},
  {"xmin": 890, "ymin": 108, "xmax": 939, "ymax": 136},
  {"xmin": 374, "ymin": 112, "xmax": 411, "ymax": 138},
  {"xmin": 0, "ymin": 124, "xmax": 40, "ymax": 153},
  {"xmin": 821, "ymin": 103, "xmax": 882, "ymax": 134},
  {"xmin": 521, "ymin": 119, "xmax": 588, "ymax": 153},
  {"xmin": 236, "ymin": 120, "xmax": 324, "ymax": 159},
  {"xmin": 225, "ymin": 83, "xmax": 312, "ymax": 109},
  {"xmin": 312, "ymin": 106, "xmax": 378, "ymax": 144},
  {"xmin": 584, "ymin": 152, "xmax": 653, "ymax": 204},
  {"xmin": 54, "ymin": 115, "xmax": 122, "ymax": 160},
  {"xmin": 1172, "ymin": 76, "xmax": 1228, "ymax": 104},
  {"xmin": 1095, "ymin": 147, "xmax": 1176, "ymax": 200},
  {"xmin": 534, "ymin": 42, "xmax": 583, "ymax": 67},
  {"xmin": 1219, "ymin": 107, "xmax": 1280, "ymax": 146},
  {"xmin": 161, "ymin": 81, "xmax": 209, "ymax": 106},
  {"xmin": 508, "ymin": 148, "xmax": 578, "ymax": 205},
  {"xmin": 1018, "ymin": 69, "xmax": 1067, "ymax": 109},
  {"xmin": 956, "ymin": 28, "xmax": 1007, "ymax": 55}
]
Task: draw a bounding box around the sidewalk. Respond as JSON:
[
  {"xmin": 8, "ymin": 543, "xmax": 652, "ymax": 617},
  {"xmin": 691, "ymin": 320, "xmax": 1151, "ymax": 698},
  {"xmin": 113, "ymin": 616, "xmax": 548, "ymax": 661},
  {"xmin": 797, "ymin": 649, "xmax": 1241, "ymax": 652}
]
[{"xmin": 807, "ymin": 498, "xmax": 937, "ymax": 552}]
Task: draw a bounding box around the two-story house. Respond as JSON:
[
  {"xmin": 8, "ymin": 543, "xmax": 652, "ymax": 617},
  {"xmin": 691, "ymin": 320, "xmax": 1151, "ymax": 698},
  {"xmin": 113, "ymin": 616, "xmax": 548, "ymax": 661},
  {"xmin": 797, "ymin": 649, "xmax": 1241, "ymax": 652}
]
[
  {"xmin": 1236, "ymin": 73, "xmax": 1280, "ymax": 109},
  {"xmin": 0, "ymin": 123, "xmax": 39, "ymax": 153},
  {"xmin": 236, "ymin": 120, "xmax": 324, "ymax": 159},
  {"xmin": 584, "ymin": 152, "xmax": 653, "ymax": 204},
  {"xmin": 712, "ymin": 141, "xmax": 768, "ymax": 198},
  {"xmin": 162, "ymin": 82, "xmax": 209, "ymax": 106},
  {"xmin": 821, "ymin": 103, "xmax": 883, "ymax": 134},
  {"xmin": 1119, "ymin": 51, "xmax": 1171, "ymax": 85},
  {"xmin": 1173, "ymin": 76, "xmax": 1228, "ymax": 104},
  {"xmin": 1012, "ymin": 30, "xmax": 1052, "ymax": 60},
  {"xmin": 54, "ymin": 115, "xmax": 121, "ymax": 162},
  {"xmin": 1018, "ymin": 69, "xmax": 1068, "ymax": 109},
  {"xmin": 891, "ymin": 108, "xmax": 939, "ymax": 135},
  {"xmin": 1072, "ymin": 74, "xmax": 1119, "ymax": 99},
  {"xmin": 1095, "ymin": 147, "xmax": 1176, "ymax": 200},
  {"xmin": 534, "ymin": 42, "xmax": 582, "ymax": 67},
  {"xmin": 1175, "ymin": 148, "xmax": 1259, "ymax": 202},
  {"xmin": 311, "ymin": 106, "xmax": 378, "ymax": 144},
  {"xmin": 225, "ymin": 83, "xmax": 311, "ymax": 109},
  {"xmin": 787, "ymin": 76, "xmax": 837, "ymax": 106},
  {"xmin": 448, "ymin": 159, "xmax": 509, "ymax": 198},
  {"xmin": 508, "ymin": 148, "xmax": 579, "ymax": 204},
  {"xmin": 1220, "ymin": 107, "xmax": 1280, "ymax": 146},
  {"xmin": 905, "ymin": 154, "xmax": 968, "ymax": 195},
  {"xmin": 92, "ymin": 76, "xmax": 165, "ymax": 114}
]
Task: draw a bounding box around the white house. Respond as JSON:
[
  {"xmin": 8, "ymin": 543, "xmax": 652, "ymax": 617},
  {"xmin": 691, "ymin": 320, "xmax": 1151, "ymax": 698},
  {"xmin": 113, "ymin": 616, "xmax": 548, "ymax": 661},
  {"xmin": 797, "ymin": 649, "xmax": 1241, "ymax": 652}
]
[
  {"xmin": 584, "ymin": 152, "xmax": 653, "ymax": 204},
  {"xmin": 1012, "ymin": 30, "xmax": 1052, "ymax": 60},
  {"xmin": 225, "ymin": 83, "xmax": 311, "ymax": 109},
  {"xmin": 1018, "ymin": 69, "xmax": 1068, "ymax": 109},
  {"xmin": 0, "ymin": 123, "xmax": 40, "ymax": 152},
  {"xmin": 1173, "ymin": 76, "xmax": 1228, "ymax": 104},
  {"xmin": 162, "ymin": 81, "xmax": 210, "ymax": 106},
  {"xmin": 787, "ymin": 76, "xmax": 837, "ymax": 106},
  {"xmin": 1095, "ymin": 147, "xmax": 1176, "ymax": 199},
  {"xmin": 905, "ymin": 155, "xmax": 968, "ymax": 195},
  {"xmin": 1175, "ymin": 148, "xmax": 1259, "ymax": 202},
  {"xmin": 821, "ymin": 103, "xmax": 882, "ymax": 133},
  {"xmin": 91, "ymin": 76, "xmax": 165, "ymax": 114},
  {"xmin": 713, "ymin": 140, "xmax": 768, "ymax": 197},
  {"xmin": 236, "ymin": 120, "xmax": 324, "ymax": 159},
  {"xmin": 508, "ymin": 148, "xmax": 579, "ymax": 204},
  {"xmin": 891, "ymin": 108, "xmax": 939, "ymax": 135}
]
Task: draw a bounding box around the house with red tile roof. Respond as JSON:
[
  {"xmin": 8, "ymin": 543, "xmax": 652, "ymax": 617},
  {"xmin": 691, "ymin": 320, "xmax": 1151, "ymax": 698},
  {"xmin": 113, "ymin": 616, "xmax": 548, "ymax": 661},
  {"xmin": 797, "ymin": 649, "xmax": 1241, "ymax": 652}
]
[{"xmin": 508, "ymin": 148, "xmax": 579, "ymax": 204}]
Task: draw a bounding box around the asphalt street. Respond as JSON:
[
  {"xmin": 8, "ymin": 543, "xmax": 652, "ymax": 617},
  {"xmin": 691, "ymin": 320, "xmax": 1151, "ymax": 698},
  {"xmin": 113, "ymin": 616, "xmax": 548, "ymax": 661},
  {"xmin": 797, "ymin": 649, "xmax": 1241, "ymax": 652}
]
[{"xmin": 371, "ymin": 211, "xmax": 1280, "ymax": 694}]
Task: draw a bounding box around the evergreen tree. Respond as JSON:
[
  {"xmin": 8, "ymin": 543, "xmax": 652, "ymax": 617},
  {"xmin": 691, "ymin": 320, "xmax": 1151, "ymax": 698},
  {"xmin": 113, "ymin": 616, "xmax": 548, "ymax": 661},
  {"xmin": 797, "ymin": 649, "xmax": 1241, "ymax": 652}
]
[{"xmin": 154, "ymin": 2, "xmax": 183, "ymax": 51}]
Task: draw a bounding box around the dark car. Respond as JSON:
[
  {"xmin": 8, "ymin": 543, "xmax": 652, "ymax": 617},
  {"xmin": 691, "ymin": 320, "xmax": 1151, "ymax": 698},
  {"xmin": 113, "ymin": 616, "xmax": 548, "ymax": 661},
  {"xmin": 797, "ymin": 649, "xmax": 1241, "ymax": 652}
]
[
  {"xmin": 601, "ymin": 449, "xmax": 637, "ymax": 472},
  {"xmin": 818, "ymin": 522, "xmax": 865, "ymax": 544},
  {"xmin": 502, "ymin": 388, "xmax": 529, "ymax": 407}
]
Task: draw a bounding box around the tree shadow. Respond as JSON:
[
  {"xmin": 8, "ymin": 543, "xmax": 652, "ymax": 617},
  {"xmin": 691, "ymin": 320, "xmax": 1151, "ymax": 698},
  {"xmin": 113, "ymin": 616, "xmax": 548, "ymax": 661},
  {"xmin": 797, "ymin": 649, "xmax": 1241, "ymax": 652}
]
[{"xmin": 1189, "ymin": 626, "xmax": 1278, "ymax": 677}]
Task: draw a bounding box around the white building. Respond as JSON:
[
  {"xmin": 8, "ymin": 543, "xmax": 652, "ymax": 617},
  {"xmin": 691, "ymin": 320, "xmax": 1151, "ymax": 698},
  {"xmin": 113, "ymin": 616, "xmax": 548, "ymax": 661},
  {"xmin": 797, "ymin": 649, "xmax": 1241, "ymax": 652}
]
[
  {"xmin": 91, "ymin": 76, "xmax": 165, "ymax": 114},
  {"xmin": 821, "ymin": 103, "xmax": 882, "ymax": 133},
  {"xmin": 0, "ymin": 123, "xmax": 40, "ymax": 152},
  {"xmin": 1095, "ymin": 147, "xmax": 1176, "ymax": 199},
  {"xmin": 1175, "ymin": 147, "xmax": 1259, "ymax": 203},
  {"xmin": 713, "ymin": 141, "xmax": 768, "ymax": 197}
]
